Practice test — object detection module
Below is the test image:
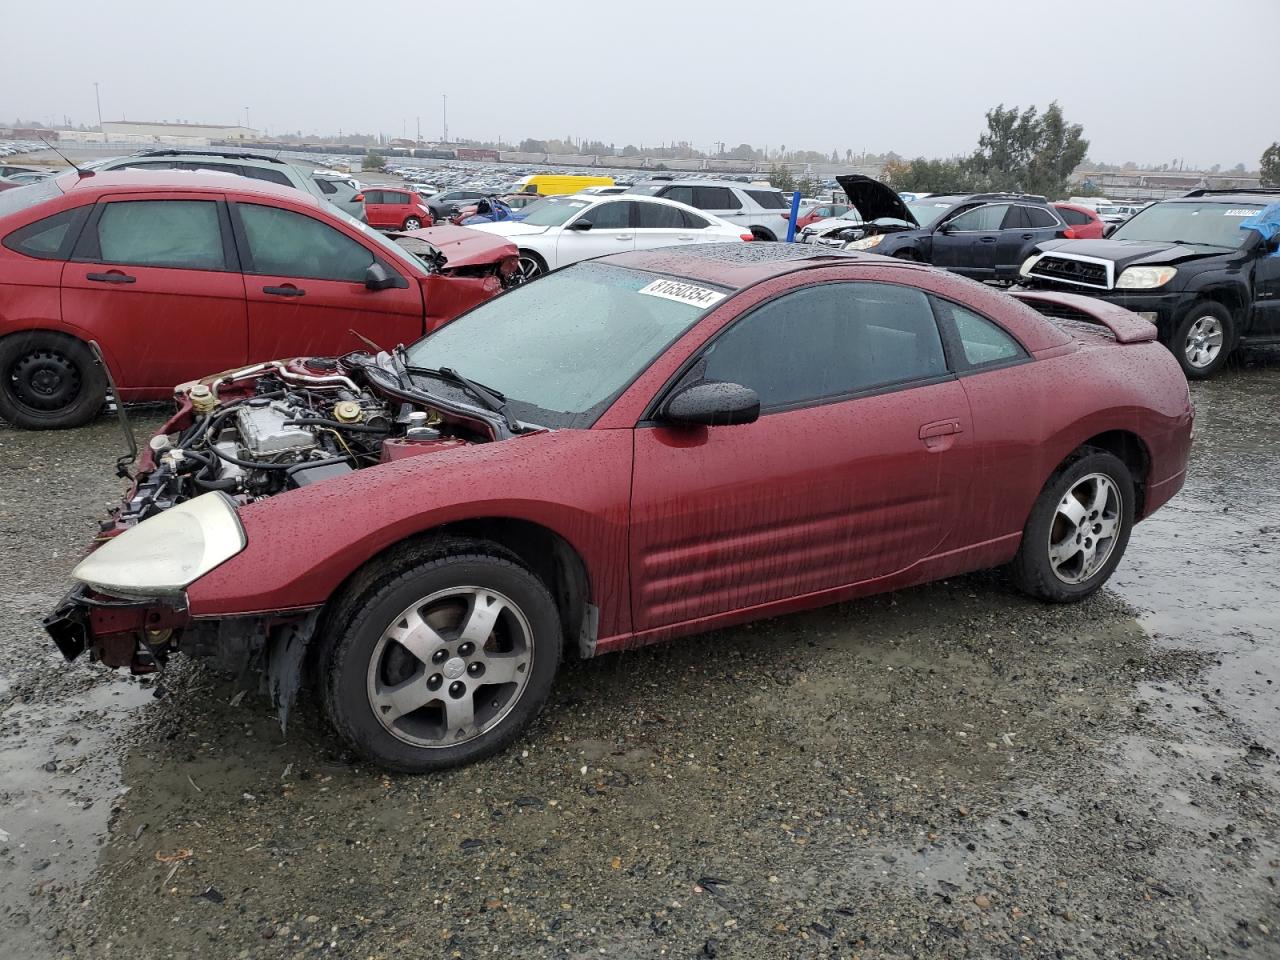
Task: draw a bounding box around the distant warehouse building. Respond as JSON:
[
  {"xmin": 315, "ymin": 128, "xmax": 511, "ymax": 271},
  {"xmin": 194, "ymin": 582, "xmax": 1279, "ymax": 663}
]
[{"xmin": 57, "ymin": 120, "xmax": 258, "ymax": 147}]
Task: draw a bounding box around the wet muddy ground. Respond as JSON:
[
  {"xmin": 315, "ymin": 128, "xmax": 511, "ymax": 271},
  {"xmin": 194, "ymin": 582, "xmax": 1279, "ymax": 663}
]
[{"xmin": 1, "ymin": 351, "xmax": 1278, "ymax": 959}]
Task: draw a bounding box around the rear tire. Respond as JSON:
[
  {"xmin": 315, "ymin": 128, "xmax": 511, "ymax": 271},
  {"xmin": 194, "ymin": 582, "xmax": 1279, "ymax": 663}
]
[
  {"xmin": 402, "ymin": 216, "xmax": 423, "ymax": 230},
  {"xmin": 1170, "ymin": 301, "xmax": 1233, "ymax": 379},
  {"xmin": 0, "ymin": 332, "xmax": 105, "ymax": 430},
  {"xmin": 1008, "ymin": 449, "xmax": 1135, "ymax": 603},
  {"xmin": 751, "ymin": 227, "xmax": 776, "ymax": 242},
  {"xmin": 319, "ymin": 544, "xmax": 562, "ymax": 773}
]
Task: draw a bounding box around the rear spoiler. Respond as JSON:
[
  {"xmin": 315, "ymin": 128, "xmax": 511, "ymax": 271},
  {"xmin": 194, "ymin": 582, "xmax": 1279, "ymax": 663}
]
[{"xmin": 1010, "ymin": 289, "xmax": 1158, "ymax": 344}]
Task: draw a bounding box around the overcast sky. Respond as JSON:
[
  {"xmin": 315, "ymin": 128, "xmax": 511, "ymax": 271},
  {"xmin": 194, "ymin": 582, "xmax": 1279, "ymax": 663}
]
[{"xmin": 3, "ymin": 0, "xmax": 1275, "ymax": 168}]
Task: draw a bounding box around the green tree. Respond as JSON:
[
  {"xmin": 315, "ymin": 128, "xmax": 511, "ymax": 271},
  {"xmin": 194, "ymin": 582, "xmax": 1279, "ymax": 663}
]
[
  {"xmin": 967, "ymin": 101, "xmax": 1088, "ymax": 198},
  {"xmin": 363, "ymin": 150, "xmax": 386, "ymax": 172},
  {"xmin": 881, "ymin": 157, "xmax": 979, "ymax": 194},
  {"xmin": 1261, "ymin": 142, "xmax": 1280, "ymax": 186},
  {"xmin": 769, "ymin": 164, "xmax": 795, "ymax": 192},
  {"xmin": 795, "ymin": 175, "xmax": 818, "ymax": 197}
]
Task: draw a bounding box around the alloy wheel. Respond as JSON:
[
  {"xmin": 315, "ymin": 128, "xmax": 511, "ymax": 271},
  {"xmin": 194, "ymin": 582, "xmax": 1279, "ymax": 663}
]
[
  {"xmin": 1183, "ymin": 315, "xmax": 1224, "ymax": 369},
  {"xmin": 516, "ymin": 256, "xmax": 544, "ymax": 281},
  {"xmin": 1047, "ymin": 473, "xmax": 1122, "ymax": 584},
  {"xmin": 366, "ymin": 586, "xmax": 533, "ymax": 748},
  {"xmin": 403, "ymin": 217, "xmax": 422, "ymax": 230}
]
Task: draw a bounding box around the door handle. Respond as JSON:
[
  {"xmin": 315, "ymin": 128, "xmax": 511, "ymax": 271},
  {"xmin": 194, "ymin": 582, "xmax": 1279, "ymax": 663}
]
[
  {"xmin": 86, "ymin": 271, "xmax": 135, "ymax": 284},
  {"xmin": 919, "ymin": 420, "xmax": 962, "ymax": 439},
  {"xmin": 616, "ymin": 234, "xmax": 633, "ymax": 241},
  {"xmin": 263, "ymin": 285, "xmax": 305, "ymax": 297},
  {"xmin": 1020, "ymin": 233, "xmax": 1034, "ymax": 240},
  {"xmin": 979, "ymin": 236, "xmax": 997, "ymax": 243},
  {"xmin": 676, "ymin": 235, "xmax": 695, "ymax": 240}
]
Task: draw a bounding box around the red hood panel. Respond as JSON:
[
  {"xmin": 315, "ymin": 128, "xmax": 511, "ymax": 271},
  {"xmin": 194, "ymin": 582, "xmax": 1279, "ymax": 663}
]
[{"xmin": 402, "ymin": 224, "xmax": 518, "ymax": 269}]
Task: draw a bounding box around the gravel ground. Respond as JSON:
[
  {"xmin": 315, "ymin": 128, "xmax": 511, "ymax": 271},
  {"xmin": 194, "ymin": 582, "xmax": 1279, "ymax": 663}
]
[{"xmin": 1, "ymin": 352, "xmax": 1278, "ymax": 960}]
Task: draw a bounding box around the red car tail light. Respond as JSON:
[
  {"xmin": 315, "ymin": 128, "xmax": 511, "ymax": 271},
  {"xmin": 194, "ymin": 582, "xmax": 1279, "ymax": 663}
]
[
  {"xmin": 353, "ymin": 193, "xmax": 365, "ymax": 202},
  {"xmin": 1063, "ymin": 227, "xmax": 1077, "ymax": 239},
  {"xmin": 740, "ymin": 233, "xmax": 755, "ymax": 242}
]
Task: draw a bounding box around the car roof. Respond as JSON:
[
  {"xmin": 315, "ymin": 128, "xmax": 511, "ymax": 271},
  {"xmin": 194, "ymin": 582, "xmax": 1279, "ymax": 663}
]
[
  {"xmin": 601, "ymin": 242, "xmax": 917, "ymax": 288},
  {"xmin": 56, "ymin": 170, "xmax": 321, "ymax": 206},
  {"xmin": 1166, "ymin": 191, "xmax": 1280, "ymax": 204},
  {"xmin": 639, "ymin": 178, "xmax": 780, "ymax": 190}
]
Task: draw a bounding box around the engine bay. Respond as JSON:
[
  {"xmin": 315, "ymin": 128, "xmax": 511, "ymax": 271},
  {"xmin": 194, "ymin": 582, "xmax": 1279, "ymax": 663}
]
[{"xmin": 116, "ymin": 353, "xmax": 494, "ymax": 527}]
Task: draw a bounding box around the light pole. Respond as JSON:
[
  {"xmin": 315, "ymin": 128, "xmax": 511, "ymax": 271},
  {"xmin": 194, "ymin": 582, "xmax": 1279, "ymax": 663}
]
[
  {"xmin": 442, "ymin": 94, "xmax": 448, "ymax": 144},
  {"xmin": 94, "ymin": 82, "xmax": 102, "ymax": 131},
  {"xmin": 244, "ymin": 106, "xmax": 250, "ymax": 134}
]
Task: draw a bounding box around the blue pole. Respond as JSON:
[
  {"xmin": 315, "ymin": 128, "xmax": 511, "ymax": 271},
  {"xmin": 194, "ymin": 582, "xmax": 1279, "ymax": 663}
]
[{"xmin": 785, "ymin": 190, "xmax": 801, "ymax": 243}]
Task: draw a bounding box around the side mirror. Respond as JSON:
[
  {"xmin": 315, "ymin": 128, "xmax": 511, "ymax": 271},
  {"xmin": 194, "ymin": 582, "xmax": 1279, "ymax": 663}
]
[
  {"xmin": 568, "ymin": 219, "xmax": 593, "ymax": 231},
  {"xmin": 1103, "ymin": 223, "xmax": 1117, "ymax": 238},
  {"xmin": 662, "ymin": 381, "xmax": 760, "ymax": 427},
  {"xmin": 364, "ymin": 262, "xmax": 397, "ymax": 291},
  {"xmin": 937, "ymin": 222, "xmax": 954, "ymax": 234}
]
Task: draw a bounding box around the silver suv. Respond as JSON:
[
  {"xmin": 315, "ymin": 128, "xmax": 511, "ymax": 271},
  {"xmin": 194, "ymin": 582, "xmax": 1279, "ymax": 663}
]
[
  {"xmin": 92, "ymin": 150, "xmax": 367, "ymax": 222},
  {"xmin": 628, "ymin": 178, "xmax": 790, "ymax": 240}
]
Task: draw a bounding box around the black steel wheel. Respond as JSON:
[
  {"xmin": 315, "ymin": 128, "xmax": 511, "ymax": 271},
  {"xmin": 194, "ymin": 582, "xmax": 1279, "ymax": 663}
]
[{"xmin": 0, "ymin": 332, "xmax": 105, "ymax": 429}]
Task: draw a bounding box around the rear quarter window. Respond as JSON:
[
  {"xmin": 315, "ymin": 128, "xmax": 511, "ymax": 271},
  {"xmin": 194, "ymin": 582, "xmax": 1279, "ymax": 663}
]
[
  {"xmin": 745, "ymin": 189, "xmax": 788, "ymax": 210},
  {"xmin": 2, "ymin": 206, "xmax": 87, "ymax": 260}
]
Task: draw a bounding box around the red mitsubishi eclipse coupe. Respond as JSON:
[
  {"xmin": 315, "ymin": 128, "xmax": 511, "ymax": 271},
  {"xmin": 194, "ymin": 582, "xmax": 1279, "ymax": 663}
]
[{"xmin": 45, "ymin": 244, "xmax": 1193, "ymax": 772}]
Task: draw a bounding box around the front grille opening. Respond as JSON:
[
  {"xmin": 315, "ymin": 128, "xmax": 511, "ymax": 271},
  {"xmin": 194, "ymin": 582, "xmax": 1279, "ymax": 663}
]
[{"xmin": 1032, "ymin": 256, "xmax": 1109, "ymax": 288}]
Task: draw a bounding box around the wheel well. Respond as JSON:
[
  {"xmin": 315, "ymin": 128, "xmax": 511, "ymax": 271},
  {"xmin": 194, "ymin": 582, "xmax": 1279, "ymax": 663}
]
[
  {"xmin": 1079, "ymin": 430, "xmax": 1150, "ymax": 516},
  {"xmin": 1191, "ymin": 286, "xmax": 1247, "ymax": 323},
  {"xmin": 751, "ymin": 226, "xmax": 776, "ymax": 242},
  {"xmin": 517, "ymin": 248, "xmax": 546, "ymax": 267},
  {"xmin": 323, "ymin": 519, "xmax": 593, "ymax": 661}
]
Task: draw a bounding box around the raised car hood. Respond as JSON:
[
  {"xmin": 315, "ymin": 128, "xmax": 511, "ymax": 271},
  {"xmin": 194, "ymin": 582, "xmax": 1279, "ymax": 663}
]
[
  {"xmin": 1034, "ymin": 238, "xmax": 1226, "ymax": 268},
  {"xmin": 464, "ymin": 221, "xmax": 551, "ymax": 239},
  {"xmin": 837, "ymin": 175, "xmax": 917, "ymax": 226},
  {"xmin": 397, "ymin": 223, "xmax": 518, "ymax": 268}
]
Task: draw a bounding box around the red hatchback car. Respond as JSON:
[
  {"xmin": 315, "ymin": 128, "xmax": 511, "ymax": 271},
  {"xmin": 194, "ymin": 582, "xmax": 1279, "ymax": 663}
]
[
  {"xmin": 0, "ymin": 173, "xmax": 517, "ymax": 428},
  {"xmin": 1053, "ymin": 202, "xmax": 1106, "ymax": 239},
  {"xmin": 363, "ymin": 186, "xmax": 433, "ymax": 231},
  {"xmin": 46, "ymin": 245, "xmax": 1193, "ymax": 772}
]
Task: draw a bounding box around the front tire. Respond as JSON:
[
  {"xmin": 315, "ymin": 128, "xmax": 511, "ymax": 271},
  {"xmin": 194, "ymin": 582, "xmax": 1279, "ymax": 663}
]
[
  {"xmin": 319, "ymin": 546, "xmax": 562, "ymax": 773},
  {"xmin": 1170, "ymin": 301, "xmax": 1233, "ymax": 379},
  {"xmin": 402, "ymin": 217, "xmax": 422, "ymax": 230},
  {"xmin": 0, "ymin": 332, "xmax": 106, "ymax": 430},
  {"xmin": 1008, "ymin": 449, "xmax": 1135, "ymax": 603},
  {"xmin": 516, "ymin": 250, "xmax": 547, "ymax": 281}
]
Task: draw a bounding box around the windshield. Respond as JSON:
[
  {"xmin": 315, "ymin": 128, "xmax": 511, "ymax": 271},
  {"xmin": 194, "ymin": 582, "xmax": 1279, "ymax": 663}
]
[
  {"xmin": 404, "ymin": 262, "xmax": 726, "ymax": 428},
  {"xmin": 905, "ymin": 200, "xmax": 954, "ymax": 227},
  {"xmin": 519, "ymin": 197, "xmax": 590, "ymax": 226},
  {"xmin": 1110, "ymin": 201, "xmax": 1264, "ymax": 248},
  {"xmin": 0, "ymin": 176, "xmax": 64, "ymax": 218},
  {"xmin": 837, "ymin": 209, "xmax": 863, "ymax": 221}
]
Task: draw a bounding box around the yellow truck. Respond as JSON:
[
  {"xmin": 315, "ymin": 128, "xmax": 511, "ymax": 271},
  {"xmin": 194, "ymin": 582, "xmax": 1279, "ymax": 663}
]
[{"xmin": 510, "ymin": 173, "xmax": 615, "ymax": 196}]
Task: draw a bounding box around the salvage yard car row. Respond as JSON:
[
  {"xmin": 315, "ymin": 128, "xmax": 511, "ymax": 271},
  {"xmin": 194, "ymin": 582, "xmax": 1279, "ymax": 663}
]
[{"xmin": 0, "ymin": 147, "xmax": 1271, "ymax": 774}]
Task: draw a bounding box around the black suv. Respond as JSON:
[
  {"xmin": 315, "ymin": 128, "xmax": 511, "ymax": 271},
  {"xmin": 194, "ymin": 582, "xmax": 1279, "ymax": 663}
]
[
  {"xmin": 820, "ymin": 175, "xmax": 1068, "ymax": 282},
  {"xmin": 1020, "ymin": 190, "xmax": 1280, "ymax": 378}
]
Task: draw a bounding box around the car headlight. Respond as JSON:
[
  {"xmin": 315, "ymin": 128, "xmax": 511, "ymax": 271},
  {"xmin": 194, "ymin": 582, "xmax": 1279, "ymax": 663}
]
[
  {"xmin": 72, "ymin": 493, "xmax": 246, "ymax": 599},
  {"xmin": 845, "ymin": 234, "xmax": 884, "ymax": 251},
  {"xmin": 1116, "ymin": 266, "xmax": 1177, "ymax": 289},
  {"xmin": 1019, "ymin": 254, "xmax": 1042, "ymax": 277}
]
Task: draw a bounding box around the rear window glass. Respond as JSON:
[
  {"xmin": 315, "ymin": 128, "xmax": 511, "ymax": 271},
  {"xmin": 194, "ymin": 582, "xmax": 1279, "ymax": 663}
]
[
  {"xmin": 1057, "ymin": 207, "xmax": 1089, "ymax": 225},
  {"xmin": 746, "ymin": 189, "xmax": 788, "ymax": 209},
  {"xmin": 241, "ymin": 166, "xmax": 292, "ymax": 187}
]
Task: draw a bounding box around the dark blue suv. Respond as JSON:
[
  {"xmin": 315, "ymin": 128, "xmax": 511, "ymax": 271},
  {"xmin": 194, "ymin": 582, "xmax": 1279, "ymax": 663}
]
[{"xmin": 821, "ymin": 176, "xmax": 1069, "ymax": 283}]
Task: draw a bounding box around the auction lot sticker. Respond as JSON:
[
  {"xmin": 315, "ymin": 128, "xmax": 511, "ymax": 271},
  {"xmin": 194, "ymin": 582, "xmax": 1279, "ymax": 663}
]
[{"xmin": 639, "ymin": 279, "xmax": 726, "ymax": 308}]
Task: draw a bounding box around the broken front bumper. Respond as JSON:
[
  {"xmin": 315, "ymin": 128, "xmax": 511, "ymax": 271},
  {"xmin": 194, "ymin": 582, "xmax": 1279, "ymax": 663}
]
[{"xmin": 43, "ymin": 584, "xmax": 190, "ymax": 672}]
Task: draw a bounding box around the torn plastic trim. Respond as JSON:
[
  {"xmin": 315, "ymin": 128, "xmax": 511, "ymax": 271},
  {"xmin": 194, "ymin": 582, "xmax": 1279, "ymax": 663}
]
[{"xmin": 1010, "ymin": 289, "xmax": 1159, "ymax": 344}]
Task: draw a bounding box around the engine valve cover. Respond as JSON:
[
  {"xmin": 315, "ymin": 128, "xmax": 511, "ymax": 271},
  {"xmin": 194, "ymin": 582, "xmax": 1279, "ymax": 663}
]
[{"xmin": 235, "ymin": 403, "xmax": 316, "ymax": 457}]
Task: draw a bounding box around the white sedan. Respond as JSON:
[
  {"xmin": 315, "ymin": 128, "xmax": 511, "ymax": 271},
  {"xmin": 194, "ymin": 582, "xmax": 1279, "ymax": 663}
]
[{"xmin": 466, "ymin": 194, "xmax": 750, "ymax": 280}]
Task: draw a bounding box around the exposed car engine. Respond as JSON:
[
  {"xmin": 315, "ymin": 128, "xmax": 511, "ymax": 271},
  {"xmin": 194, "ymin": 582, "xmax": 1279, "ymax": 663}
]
[{"xmin": 116, "ymin": 353, "xmax": 494, "ymax": 528}]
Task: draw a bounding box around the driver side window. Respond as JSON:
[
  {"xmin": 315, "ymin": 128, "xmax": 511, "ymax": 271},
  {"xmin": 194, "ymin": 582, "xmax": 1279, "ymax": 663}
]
[
  {"xmin": 945, "ymin": 204, "xmax": 1009, "ymax": 232},
  {"xmin": 697, "ymin": 282, "xmax": 947, "ymax": 411},
  {"xmin": 236, "ymin": 203, "xmax": 376, "ymax": 281},
  {"xmin": 581, "ymin": 201, "xmax": 632, "ymax": 230}
]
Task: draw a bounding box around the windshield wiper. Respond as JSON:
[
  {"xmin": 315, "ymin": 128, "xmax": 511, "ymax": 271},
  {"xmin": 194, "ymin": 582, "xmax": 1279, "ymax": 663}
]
[{"xmin": 407, "ymin": 365, "xmax": 520, "ymax": 434}]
